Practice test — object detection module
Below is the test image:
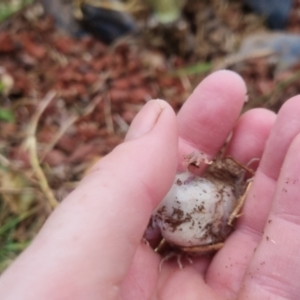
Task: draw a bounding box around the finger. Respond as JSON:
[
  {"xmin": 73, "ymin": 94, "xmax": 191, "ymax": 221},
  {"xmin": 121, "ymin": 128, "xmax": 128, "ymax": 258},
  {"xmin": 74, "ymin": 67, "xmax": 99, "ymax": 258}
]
[
  {"xmin": 0, "ymin": 100, "xmax": 178, "ymax": 300},
  {"xmin": 239, "ymin": 133, "xmax": 300, "ymax": 299},
  {"xmin": 225, "ymin": 108, "xmax": 276, "ymax": 168},
  {"xmin": 206, "ymin": 97, "xmax": 300, "ymax": 298},
  {"xmin": 125, "ymin": 99, "xmax": 166, "ymax": 141},
  {"xmin": 157, "ymin": 264, "xmax": 222, "ymax": 300},
  {"xmin": 240, "ymin": 97, "xmax": 300, "ymax": 232},
  {"xmin": 206, "ymin": 108, "xmax": 276, "ymax": 297},
  {"xmin": 205, "ymin": 108, "xmax": 275, "ymax": 297},
  {"xmin": 177, "ymin": 70, "xmax": 247, "ymax": 168}
]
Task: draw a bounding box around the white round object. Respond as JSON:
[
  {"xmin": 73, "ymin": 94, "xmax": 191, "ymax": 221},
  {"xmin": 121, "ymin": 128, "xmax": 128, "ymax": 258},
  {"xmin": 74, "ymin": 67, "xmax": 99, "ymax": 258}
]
[{"xmin": 152, "ymin": 171, "xmax": 237, "ymax": 248}]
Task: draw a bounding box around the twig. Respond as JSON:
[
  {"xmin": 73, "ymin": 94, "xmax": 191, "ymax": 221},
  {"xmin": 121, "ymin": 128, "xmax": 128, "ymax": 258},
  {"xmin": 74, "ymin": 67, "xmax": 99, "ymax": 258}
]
[
  {"xmin": 0, "ymin": 152, "xmax": 39, "ymax": 187},
  {"xmin": 40, "ymin": 95, "xmax": 103, "ymax": 162},
  {"xmin": 47, "ymin": 46, "xmax": 68, "ymax": 66},
  {"xmin": 180, "ymin": 74, "xmax": 192, "ymax": 92},
  {"xmin": 0, "ymin": 153, "xmax": 10, "ymax": 167},
  {"xmin": 0, "ymin": 205, "xmax": 42, "ymax": 236},
  {"xmin": 0, "ymin": 187, "xmax": 37, "ymax": 194},
  {"xmin": 25, "ymin": 91, "xmax": 58, "ymax": 209},
  {"xmin": 104, "ymin": 93, "xmax": 114, "ymax": 134},
  {"xmin": 113, "ymin": 114, "xmax": 129, "ymax": 133},
  {"xmin": 79, "ymin": 0, "xmax": 147, "ymax": 13},
  {"xmin": 244, "ymin": 70, "xmax": 300, "ymax": 111},
  {"xmin": 213, "ymin": 49, "xmax": 275, "ymax": 71},
  {"xmin": 40, "ymin": 115, "xmax": 77, "ymax": 163}
]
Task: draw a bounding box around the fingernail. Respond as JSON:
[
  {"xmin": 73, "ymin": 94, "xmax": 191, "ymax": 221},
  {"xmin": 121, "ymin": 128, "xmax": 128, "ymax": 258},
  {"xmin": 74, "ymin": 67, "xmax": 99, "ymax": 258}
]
[{"xmin": 125, "ymin": 99, "xmax": 168, "ymax": 141}]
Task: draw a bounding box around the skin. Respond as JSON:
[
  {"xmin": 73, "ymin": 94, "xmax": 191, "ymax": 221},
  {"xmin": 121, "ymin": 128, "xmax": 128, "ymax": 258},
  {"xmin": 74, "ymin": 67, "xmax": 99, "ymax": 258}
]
[{"xmin": 0, "ymin": 70, "xmax": 300, "ymax": 299}]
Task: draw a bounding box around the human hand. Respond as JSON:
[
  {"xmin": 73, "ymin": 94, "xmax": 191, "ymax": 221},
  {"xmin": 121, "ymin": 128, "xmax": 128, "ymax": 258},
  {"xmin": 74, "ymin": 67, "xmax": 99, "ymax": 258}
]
[{"xmin": 0, "ymin": 70, "xmax": 299, "ymax": 300}]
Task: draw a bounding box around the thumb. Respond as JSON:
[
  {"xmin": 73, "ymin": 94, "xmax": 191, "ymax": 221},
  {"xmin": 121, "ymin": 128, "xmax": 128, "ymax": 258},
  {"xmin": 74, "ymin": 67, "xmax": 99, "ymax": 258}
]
[{"xmin": 0, "ymin": 100, "xmax": 178, "ymax": 300}]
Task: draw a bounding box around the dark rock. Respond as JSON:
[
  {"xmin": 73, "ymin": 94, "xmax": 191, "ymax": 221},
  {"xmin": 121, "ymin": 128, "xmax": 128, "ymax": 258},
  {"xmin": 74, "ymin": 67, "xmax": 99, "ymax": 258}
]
[{"xmin": 243, "ymin": 0, "xmax": 292, "ymax": 29}]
